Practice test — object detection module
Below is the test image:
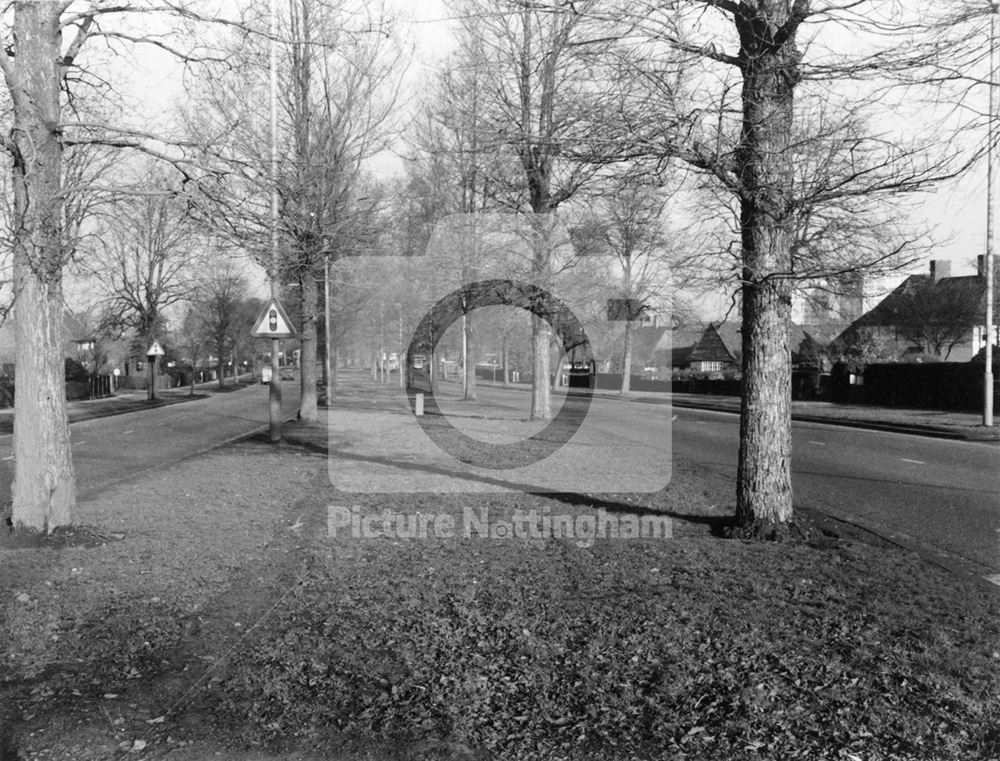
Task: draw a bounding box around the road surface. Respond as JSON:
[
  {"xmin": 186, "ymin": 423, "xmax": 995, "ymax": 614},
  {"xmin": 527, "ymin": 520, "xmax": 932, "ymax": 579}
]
[
  {"xmin": 0, "ymin": 382, "xmax": 301, "ymax": 502},
  {"xmin": 438, "ymin": 384, "xmax": 1000, "ymax": 576}
]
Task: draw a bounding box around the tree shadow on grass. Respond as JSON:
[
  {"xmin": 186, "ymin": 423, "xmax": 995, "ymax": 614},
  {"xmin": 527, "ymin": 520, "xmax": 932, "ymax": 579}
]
[{"xmin": 248, "ymin": 431, "xmax": 738, "ymax": 537}]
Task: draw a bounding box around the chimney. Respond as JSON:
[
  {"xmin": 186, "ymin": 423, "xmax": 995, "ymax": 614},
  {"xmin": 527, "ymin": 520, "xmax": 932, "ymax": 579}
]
[{"xmin": 930, "ymin": 259, "xmax": 951, "ymax": 282}]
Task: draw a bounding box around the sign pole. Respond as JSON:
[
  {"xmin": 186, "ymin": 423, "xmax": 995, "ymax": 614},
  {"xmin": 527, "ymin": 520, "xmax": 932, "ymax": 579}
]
[
  {"xmin": 145, "ymin": 340, "xmax": 164, "ymax": 403},
  {"xmin": 251, "ymin": 299, "xmax": 296, "ymax": 440},
  {"xmin": 270, "ymin": 337, "xmax": 281, "ymax": 441}
]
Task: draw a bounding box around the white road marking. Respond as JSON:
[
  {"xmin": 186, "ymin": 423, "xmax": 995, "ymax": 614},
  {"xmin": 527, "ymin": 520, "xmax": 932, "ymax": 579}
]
[
  {"xmin": 983, "ymin": 574, "xmax": 1000, "ymax": 587},
  {"xmin": 2, "ymin": 455, "xmax": 12, "ymax": 461},
  {"xmin": 808, "ymin": 440, "xmax": 826, "ymax": 446},
  {"xmin": 121, "ymin": 430, "xmax": 134, "ymax": 435},
  {"xmin": 901, "ymin": 458, "xmax": 925, "ymax": 465},
  {"xmin": 73, "ymin": 441, "xmax": 88, "ymax": 446},
  {"xmin": 671, "ymin": 415, "xmax": 678, "ymax": 421}
]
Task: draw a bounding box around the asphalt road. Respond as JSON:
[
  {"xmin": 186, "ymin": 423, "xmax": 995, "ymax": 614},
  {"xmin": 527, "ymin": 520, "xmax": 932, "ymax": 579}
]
[
  {"xmin": 671, "ymin": 406, "xmax": 1000, "ymax": 576},
  {"xmin": 0, "ymin": 381, "xmax": 302, "ymax": 503},
  {"xmin": 439, "ymin": 384, "xmax": 1000, "ymax": 576}
]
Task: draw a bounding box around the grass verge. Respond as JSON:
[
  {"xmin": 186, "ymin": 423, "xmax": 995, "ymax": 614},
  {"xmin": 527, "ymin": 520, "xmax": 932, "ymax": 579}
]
[{"xmin": 0, "ymin": 424, "xmax": 998, "ymax": 761}]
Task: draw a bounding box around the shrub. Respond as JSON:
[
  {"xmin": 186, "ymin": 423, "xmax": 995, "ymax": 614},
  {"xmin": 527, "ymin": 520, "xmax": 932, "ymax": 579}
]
[{"xmin": 64, "ymin": 357, "xmax": 90, "ymax": 382}]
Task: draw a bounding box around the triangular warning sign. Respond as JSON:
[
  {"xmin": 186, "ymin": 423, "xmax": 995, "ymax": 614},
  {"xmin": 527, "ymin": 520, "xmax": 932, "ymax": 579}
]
[
  {"xmin": 251, "ymin": 298, "xmax": 297, "ymax": 338},
  {"xmin": 146, "ymin": 340, "xmax": 165, "ymax": 356}
]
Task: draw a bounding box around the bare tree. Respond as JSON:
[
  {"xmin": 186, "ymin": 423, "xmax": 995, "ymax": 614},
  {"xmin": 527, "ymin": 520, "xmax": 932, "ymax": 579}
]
[
  {"xmin": 193, "ymin": 262, "xmax": 248, "ymax": 391},
  {"xmin": 84, "ymin": 175, "xmax": 195, "ymax": 362},
  {"xmin": 608, "ymin": 1, "xmax": 970, "ymax": 537},
  {"xmin": 0, "ymin": 1, "xmax": 248, "ymax": 532},
  {"xmin": 174, "ymin": 305, "xmax": 208, "ymax": 395},
  {"xmin": 571, "ymin": 180, "xmax": 677, "ymax": 392},
  {"xmin": 185, "ymin": 0, "xmax": 402, "ymax": 422},
  {"xmin": 446, "ymin": 0, "xmax": 629, "ymax": 419}
]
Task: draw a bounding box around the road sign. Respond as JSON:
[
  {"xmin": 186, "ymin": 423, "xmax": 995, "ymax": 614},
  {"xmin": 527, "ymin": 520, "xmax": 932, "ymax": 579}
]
[
  {"xmin": 251, "ymin": 298, "xmax": 296, "ymax": 339},
  {"xmin": 146, "ymin": 340, "xmax": 165, "ymax": 357}
]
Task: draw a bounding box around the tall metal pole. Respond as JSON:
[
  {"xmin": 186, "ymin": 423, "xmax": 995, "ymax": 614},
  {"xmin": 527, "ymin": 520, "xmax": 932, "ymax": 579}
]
[
  {"xmin": 269, "ymin": 0, "xmax": 283, "ymax": 441},
  {"xmin": 324, "ymin": 252, "xmax": 332, "ymax": 402},
  {"xmin": 986, "ymin": 3, "xmax": 997, "ymax": 426}
]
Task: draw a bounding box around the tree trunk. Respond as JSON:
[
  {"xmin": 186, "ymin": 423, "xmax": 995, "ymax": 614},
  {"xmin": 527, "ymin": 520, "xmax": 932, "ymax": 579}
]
[
  {"xmin": 299, "ymin": 268, "xmax": 319, "ymax": 421},
  {"xmin": 530, "ymin": 317, "xmax": 552, "ymax": 419},
  {"xmin": 528, "ymin": 216, "xmax": 555, "ymax": 419},
  {"xmin": 217, "ymin": 341, "xmax": 225, "ymax": 389},
  {"xmin": 8, "ymin": 2, "xmax": 77, "ymax": 532},
  {"xmin": 621, "ymin": 320, "xmax": 633, "ymax": 394},
  {"xmin": 733, "ymin": 1, "xmax": 800, "ymax": 537}
]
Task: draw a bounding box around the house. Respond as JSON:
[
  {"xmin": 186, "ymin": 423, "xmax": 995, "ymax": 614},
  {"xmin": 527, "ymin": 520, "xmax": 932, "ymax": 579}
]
[
  {"xmin": 621, "ymin": 319, "xmax": 827, "ymax": 377},
  {"xmin": 629, "ymin": 322, "xmax": 741, "ymax": 375},
  {"xmin": 833, "ymin": 258, "xmax": 999, "ymax": 363},
  {"xmin": 0, "ymin": 309, "xmax": 91, "ymax": 376},
  {"xmin": 686, "ymin": 324, "xmax": 738, "ymax": 373}
]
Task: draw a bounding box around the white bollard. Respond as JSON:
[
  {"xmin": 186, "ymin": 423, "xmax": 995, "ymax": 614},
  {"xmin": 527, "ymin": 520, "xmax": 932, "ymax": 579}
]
[{"xmin": 415, "ymin": 392, "xmax": 424, "ymax": 416}]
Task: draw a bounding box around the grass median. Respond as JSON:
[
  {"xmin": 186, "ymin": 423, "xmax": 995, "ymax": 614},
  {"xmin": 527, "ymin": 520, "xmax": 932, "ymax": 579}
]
[{"xmin": 1, "ymin": 417, "xmax": 998, "ymax": 761}]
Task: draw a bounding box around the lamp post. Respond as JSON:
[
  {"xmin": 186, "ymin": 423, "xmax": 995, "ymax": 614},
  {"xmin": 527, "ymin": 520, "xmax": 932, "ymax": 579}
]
[
  {"xmin": 266, "ymin": 0, "xmax": 282, "ymax": 442},
  {"xmin": 986, "ymin": 1, "xmax": 997, "ymax": 426},
  {"xmin": 324, "ymin": 250, "xmax": 332, "ymax": 401}
]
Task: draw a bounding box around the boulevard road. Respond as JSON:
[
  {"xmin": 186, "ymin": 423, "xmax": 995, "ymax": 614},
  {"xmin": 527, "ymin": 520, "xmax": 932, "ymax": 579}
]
[
  {"xmin": 458, "ymin": 384, "xmax": 1000, "ymax": 576},
  {"xmin": 0, "ymin": 382, "xmax": 302, "ymax": 503},
  {"xmin": 3, "ymin": 378, "xmax": 996, "ymax": 578}
]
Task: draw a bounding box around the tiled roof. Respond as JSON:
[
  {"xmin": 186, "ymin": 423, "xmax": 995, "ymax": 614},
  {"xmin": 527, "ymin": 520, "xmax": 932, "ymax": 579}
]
[
  {"xmin": 852, "ymin": 274, "xmax": 993, "ymax": 328},
  {"xmin": 688, "ymin": 324, "xmax": 737, "ymax": 364}
]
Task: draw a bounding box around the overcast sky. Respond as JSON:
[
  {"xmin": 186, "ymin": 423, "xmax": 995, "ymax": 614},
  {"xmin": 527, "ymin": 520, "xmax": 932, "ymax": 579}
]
[{"xmin": 107, "ymin": 1, "xmax": 991, "ymax": 318}]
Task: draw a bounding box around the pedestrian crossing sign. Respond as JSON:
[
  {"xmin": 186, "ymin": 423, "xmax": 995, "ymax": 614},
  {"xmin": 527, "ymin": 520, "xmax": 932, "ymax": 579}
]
[{"xmin": 251, "ymin": 298, "xmax": 296, "ymax": 338}]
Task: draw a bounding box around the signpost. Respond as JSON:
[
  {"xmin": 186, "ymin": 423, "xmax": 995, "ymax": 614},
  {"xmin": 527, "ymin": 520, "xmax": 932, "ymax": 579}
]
[
  {"xmin": 251, "ymin": 298, "xmax": 296, "ymax": 441},
  {"xmin": 146, "ymin": 340, "xmax": 165, "ymax": 402}
]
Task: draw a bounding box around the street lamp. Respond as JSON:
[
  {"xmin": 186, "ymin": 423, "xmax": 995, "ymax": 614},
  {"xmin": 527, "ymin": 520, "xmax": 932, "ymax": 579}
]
[
  {"xmin": 324, "ymin": 249, "xmax": 332, "ymax": 401},
  {"xmin": 986, "ymin": 1, "xmax": 997, "ymax": 426},
  {"xmin": 267, "ymin": 0, "xmax": 282, "ymax": 443}
]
